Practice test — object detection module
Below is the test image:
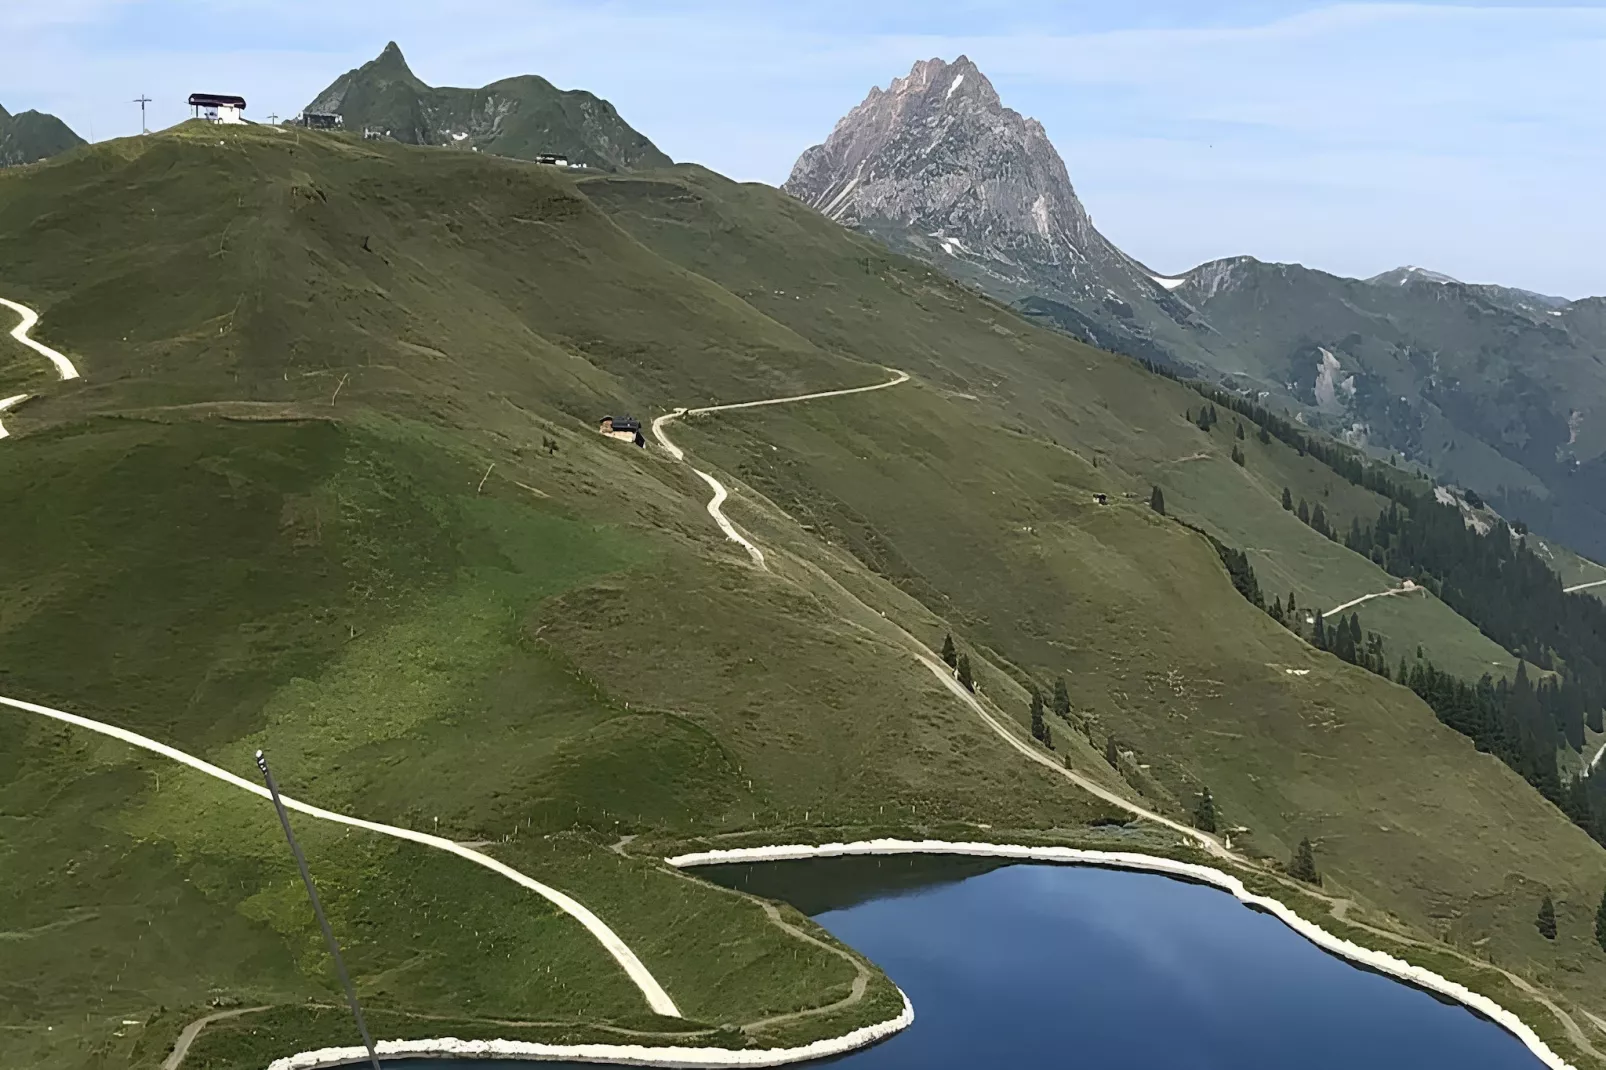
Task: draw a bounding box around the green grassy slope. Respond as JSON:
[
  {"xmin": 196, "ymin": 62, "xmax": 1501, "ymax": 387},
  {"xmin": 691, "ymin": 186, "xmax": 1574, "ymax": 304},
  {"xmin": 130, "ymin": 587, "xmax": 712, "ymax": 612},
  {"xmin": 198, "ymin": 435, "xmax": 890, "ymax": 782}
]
[
  {"xmin": 0, "ymin": 104, "xmax": 85, "ymax": 168},
  {"xmin": 301, "ymin": 42, "xmax": 672, "ymax": 172},
  {"xmin": 3, "ymin": 129, "xmax": 1606, "ymax": 1069}
]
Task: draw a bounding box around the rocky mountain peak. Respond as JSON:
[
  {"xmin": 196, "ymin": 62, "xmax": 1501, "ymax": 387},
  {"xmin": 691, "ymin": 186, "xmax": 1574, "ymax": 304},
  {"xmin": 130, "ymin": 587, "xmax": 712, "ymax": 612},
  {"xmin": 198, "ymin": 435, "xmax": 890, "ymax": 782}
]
[
  {"xmin": 784, "ymin": 55, "xmax": 1116, "ymax": 277},
  {"xmin": 784, "ymin": 56, "xmax": 1205, "ymax": 364},
  {"xmin": 1368, "ymin": 265, "xmax": 1461, "ymax": 288}
]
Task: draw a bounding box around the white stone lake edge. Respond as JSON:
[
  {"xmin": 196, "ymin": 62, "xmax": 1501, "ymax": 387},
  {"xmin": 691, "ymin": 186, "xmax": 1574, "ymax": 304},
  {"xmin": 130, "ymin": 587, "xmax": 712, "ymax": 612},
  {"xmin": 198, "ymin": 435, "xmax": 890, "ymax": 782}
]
[{"xmin": 263, "ymin": 838, "xmax": 1576, "ymax": 1070}]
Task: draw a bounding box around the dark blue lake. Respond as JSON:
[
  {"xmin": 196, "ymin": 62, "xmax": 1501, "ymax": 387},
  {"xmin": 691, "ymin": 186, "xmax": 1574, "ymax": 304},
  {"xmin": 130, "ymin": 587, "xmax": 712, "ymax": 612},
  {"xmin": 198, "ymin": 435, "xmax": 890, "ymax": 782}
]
[{"xmin": 358, "ymin": 856, "xmax": 1546, "ymax": 1069}]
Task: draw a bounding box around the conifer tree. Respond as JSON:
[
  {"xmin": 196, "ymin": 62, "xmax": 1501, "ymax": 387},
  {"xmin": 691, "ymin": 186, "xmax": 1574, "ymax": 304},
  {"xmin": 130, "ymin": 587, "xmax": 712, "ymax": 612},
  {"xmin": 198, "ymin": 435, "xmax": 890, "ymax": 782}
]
[
  {"xmin": 1298, "ymin": 499, "xmax": 1311, "ymax": 524},
  {"xmin": 1149, "ymin": 486, "xmax": 1166, "ymax": 515},
  {"xmin": 940, "ymin": 632, "xmax": 957, "ymax": 669},
  {"xmin": 1313, "ymin": 611, "xmax": 1327, "ymax": 649},
  {"xmin": 1104, "ymin": 736, "xmax": 1120, "ymax": 767},
  {"xmin": 1030, "ymin": 686, "xmax": 1046, "ymax": 743},
  {"xmin": 1537, "ymin": 895, "xmax": 1558, "ymax": 940},
  {"xmin": 1597, "ymin": 888, "xmax": 1606, "ymax": 954},
  {"xmin": 1311, "ymin": 503, "xmax": 1329, "ymax": 537},
  {"xmin": 1282, "ymin": 487, "xmax": 1294, "ymax": 511},
  {"xmin": 1289, "ymin": 837, "xmax": 1319, "ymax": 884},
  {"xmin": 1043, "ymin": 724, "xmax": 1054, "ymax": 750},
  {"xmin": 957, "ymin": 654, "xmax": 974, "ymax": 693},
  {"xmin": 1052, "ymin": 677, "xmax": 1071, "ymax": 720},
  {"xmin": 1236, "ymin": 422, "xmax": 1245, "ymax": 440},
  {"xmin": 1258, "ymin": 425, "xmax": 1272, "ymax": 445},
  {"xmin": 1287, "ymin": 591, "xmax": 1298, "ymax": 616},
  {"xmin": 1231, "ymin": 444, "xmax": 1246, "ymax": 466},
  {"xmin": 1193, "ymin": 788, "xmax": 1218, "ymax": 833}
]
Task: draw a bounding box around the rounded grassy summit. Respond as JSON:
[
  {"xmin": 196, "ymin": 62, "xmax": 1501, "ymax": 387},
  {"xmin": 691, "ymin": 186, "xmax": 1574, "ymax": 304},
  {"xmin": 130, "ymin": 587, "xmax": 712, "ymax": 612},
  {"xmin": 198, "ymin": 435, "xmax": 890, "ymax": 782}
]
[{"xmin": 2, "ymin": 93, "xmax": 1605, "ymax": 1070}]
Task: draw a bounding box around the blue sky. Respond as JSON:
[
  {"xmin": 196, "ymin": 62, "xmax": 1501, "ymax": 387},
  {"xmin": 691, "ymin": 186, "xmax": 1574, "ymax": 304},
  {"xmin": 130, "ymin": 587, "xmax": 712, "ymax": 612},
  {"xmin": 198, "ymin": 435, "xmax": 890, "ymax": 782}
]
[{"xmin": 3, "ymin": 1, "xmax": 1603, "ymax": 297}]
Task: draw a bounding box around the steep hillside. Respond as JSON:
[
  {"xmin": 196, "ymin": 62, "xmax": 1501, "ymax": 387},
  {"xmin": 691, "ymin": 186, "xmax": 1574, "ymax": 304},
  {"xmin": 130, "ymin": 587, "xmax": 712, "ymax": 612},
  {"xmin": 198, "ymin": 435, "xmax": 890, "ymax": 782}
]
[
  {"xmin": 301, "ymin": 42, "xmax": 671, "ymax": 171},
  {"xmin": 787, "ymin": 58, "xmax": 1606, "ymax": 565},
  {"xmin": 0, "ymin": 104, "xmax": 85, "ymax": 167},
  {"xmin": 4, "ymin": 127, "xmax": 1606, "ymax": 1069},
  {"xmin": 1175, "ymin": 256, "xmax": 1606, "ymax": 558}
]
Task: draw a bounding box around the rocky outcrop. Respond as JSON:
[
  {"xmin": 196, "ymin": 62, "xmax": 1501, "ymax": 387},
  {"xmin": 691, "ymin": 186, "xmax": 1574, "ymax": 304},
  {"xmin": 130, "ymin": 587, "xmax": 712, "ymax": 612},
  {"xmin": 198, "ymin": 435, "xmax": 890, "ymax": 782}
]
[{"xmin": 783, "ymin": 57, "xmax": 1208, "ymax": 364}]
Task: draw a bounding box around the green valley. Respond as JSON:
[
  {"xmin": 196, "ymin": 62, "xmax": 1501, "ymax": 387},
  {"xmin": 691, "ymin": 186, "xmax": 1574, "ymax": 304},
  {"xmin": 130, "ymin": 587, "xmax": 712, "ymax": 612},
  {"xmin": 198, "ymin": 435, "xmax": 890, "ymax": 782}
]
[{"xmin": 3, "ymin": 118, "xmax": 1606, "ymax": 1070}]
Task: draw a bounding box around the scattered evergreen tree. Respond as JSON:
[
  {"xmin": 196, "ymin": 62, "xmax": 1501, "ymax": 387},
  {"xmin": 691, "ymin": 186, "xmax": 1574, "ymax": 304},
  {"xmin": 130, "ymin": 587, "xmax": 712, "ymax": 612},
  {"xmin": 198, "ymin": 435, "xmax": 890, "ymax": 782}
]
[
  {"xmin": 1297, "ymin": 499, "xmax": 1311, "ymax": 524},
  {"xmin": 1211, "ymin": 539, "xmax": 1264, "ymax": 608},
  {"xmin": 1149, "ymin": 486, "xmax": 1166, "ymax": 515},
  {"xmin": 1289, "ymin": 837, "xmax": 1319, "ymax": 884},
  {"xmin": 1235, "ymin": 422, "xmax": 1246, "ymax": 440},
  {"xmin": 1043, "ymin": 724, "xmax": 1054, "ymax": 750},
  {"xmin": 1231, "ymin": 444, "xmax": 1246, "ymax": 466},
  {"xmin": 1597, "ymin": 888, "xmax": 1606, "ymax": 954},
  {"xmin": 956, "ymin": 654, "xmax": 974, "ymax": 693},
  {"xmin": 1258, "ymin": 425, "xmax": 1272, "ymax": 445},
  {"xmin": 1030, "ymin": 686, "xmax": 1047, "ymax": 743},
  {"xmin": 1193, "ymin": 788, "xmax": 1218, "ymax": 833},
  {"xmin": 1104, "ymin": 736, "xmax": 1120, "ymax": 767},
  {"xmin": 940, "ymin": 632, "xmax": 957, "ymax": 669},
  {"xmin": 1312, "ymin": 611, "xmax": 1326, "ymax": 649},
  {"xmin": 1288, "ymin": 591, "xmax": 1298, "ymax": 617},
  {"xmin": 1052, "ymin": 677, "xmax": 1071, "ymax": 720},
  {"xmin": 1310, "ymin": 503, "xmax": 1330, "ymax": 538},
  {"xmin": 1537, "ymin": 895, "xmax": 1558, "ymax": 940},
  {"xmin": 1282, "ymin": 487, "xmax": 1294, "ymax": 511}
]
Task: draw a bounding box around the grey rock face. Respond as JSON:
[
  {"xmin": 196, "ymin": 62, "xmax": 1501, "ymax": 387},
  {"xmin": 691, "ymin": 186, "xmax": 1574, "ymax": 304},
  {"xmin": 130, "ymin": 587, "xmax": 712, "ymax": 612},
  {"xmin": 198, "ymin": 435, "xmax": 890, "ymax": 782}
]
[{"xmin": 783, "ymin": 56, "xmax": 1205, "ymax": 362}]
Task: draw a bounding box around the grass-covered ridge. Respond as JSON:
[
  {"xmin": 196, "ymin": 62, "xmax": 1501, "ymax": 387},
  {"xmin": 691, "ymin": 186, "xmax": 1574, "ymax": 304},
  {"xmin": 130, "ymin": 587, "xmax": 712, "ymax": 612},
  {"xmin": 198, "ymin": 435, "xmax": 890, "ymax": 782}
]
[{"xmin": 3, "ymin": 125, "xmax": 1606, "ymax": 1068}]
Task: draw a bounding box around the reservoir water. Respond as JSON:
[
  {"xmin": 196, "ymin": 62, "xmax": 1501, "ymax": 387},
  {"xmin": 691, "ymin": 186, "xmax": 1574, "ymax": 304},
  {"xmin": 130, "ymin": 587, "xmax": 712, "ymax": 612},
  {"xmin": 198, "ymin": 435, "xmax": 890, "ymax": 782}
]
[{"xmin": 355, "ymin": 856, "xmax": 1546, "ymax": 1069}]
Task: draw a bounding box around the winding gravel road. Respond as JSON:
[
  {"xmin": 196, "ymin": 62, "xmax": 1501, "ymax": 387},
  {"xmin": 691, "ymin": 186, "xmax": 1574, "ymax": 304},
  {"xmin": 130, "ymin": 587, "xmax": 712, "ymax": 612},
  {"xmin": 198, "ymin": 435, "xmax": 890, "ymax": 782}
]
[
  {"xmin": 651, "ymin": 370, "xmax": 911, "ymax": 571},
  {"xmin": 1, "ymin": 297, "xmax": 80, "ymax": 380},
  {"xmin": 0, "ymin": 394, "xmax": 27, "ymax": 441},
  {"xmin": 1325, "ymin": 580, "xmax": 1422, "ymax": 617},
  {"xmin": 0, "ymin": 296, "xmax": 79, "ymax": 439},
  {"xmin": 0, "ymin": 694, "xmax": 682, "ymax": 1018},
  {"xmin": 650, "ymin": 368, "xmax": 1226, "ymax": 858}
]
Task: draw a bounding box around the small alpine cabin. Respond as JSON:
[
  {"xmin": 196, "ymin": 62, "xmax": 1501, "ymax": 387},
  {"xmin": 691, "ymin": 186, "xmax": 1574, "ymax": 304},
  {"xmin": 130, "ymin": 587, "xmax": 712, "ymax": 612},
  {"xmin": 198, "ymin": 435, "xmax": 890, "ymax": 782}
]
[
  {"xmin": 599, "ymin": 415, "xmax": 645, "ymax": 447},
  {"xmin": 189, "ymin": 93, "xmax": 247, "ymax": 124}
]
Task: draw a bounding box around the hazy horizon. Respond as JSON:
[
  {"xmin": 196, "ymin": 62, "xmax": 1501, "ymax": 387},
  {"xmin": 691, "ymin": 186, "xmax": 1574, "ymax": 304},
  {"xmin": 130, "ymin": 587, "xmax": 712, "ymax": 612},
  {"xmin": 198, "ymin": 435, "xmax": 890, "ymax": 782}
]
[{"xmin": 4, "ymin": 0, "xmax": 1601, "ymax": 298}]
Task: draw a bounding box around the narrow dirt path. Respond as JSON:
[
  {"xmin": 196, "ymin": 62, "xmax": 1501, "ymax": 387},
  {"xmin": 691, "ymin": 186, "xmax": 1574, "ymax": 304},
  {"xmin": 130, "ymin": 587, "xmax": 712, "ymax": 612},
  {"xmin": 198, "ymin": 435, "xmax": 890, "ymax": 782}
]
[
  {"xmin": 651, "ymin": 369, "xmax": 911, "ymax": 571},
  {"xmin": 1, "ymin": 297, "xmax": 80, "ymax": 380},
  {"xmin": 655, "ymin": 862, "xmax": 874, "ymax": 1036},
  {"xmin": 0, "ymin": 693, "xmax": 681, "ymax": 1018},
  {"xmin": 1566, "ymin": 579, "xmax": 1606, "ymax": 594},
  {"xmin": 1326, "ymin": 579, "xmax": 1422, "ymax": 617},
  {"xmin": 1325, "ymin": 895, "xmax": 1605, "ymax": 1062},
  {"xmin": 162, "ymin": 1005, "xmax": 271, "ymax": 1070},
  {"xmin": 654, "ymin": 370, "xmax": 1606, "ymax": 1066}
]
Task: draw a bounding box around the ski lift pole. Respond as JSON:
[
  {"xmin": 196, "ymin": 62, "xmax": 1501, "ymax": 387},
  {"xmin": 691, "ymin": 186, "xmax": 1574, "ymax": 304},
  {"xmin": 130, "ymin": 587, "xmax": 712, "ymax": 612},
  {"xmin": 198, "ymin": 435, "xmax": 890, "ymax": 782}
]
[{"xmin": 255, "ymin": 749, "xmax": 384, "ymax": 1070}]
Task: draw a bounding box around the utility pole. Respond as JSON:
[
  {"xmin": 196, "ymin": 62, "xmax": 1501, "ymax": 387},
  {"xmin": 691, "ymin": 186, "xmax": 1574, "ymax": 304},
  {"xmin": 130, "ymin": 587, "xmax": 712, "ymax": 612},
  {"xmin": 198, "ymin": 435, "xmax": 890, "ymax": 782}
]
[
  {"xmin": 254, "ymin": 750, "xmax": 383, "ymax": 1070},
  {"xmin": 133, "ymin": 95, "xmax": 152, "ymax": 134}
]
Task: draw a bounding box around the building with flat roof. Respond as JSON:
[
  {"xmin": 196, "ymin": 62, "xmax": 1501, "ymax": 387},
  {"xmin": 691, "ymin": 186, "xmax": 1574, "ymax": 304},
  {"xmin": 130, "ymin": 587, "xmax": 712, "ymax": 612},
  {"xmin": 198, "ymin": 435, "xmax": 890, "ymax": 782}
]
[{"xmin": 189, "ymin": 93, "xmax": 246, "ymax": 125}]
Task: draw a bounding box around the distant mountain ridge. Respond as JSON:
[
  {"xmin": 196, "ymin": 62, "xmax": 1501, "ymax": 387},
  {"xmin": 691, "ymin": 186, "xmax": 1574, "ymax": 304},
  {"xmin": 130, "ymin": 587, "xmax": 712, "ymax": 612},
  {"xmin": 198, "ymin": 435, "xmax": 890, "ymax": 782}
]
[
  {"xmin": 301, "ymin": 42, "xmax": 671, "ymax": 172},
  {"xmin": 783, "ymin": 56, "xmax": 1211, "ymax": 367},
  {"xmin": 785, "ymin": 57, "xmax": 1606, "ymax": 559},
  {"xmin": 0, "ymin": 104, "xmax": 85, "ymax": 167}
]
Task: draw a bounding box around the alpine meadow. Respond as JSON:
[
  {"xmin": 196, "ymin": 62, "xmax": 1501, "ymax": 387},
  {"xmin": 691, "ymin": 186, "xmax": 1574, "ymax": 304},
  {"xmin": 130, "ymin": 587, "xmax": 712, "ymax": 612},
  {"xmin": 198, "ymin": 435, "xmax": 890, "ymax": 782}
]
[{"xmin": 3, "ymin": 32, "xmax": 1606, "ymax": 1070}]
